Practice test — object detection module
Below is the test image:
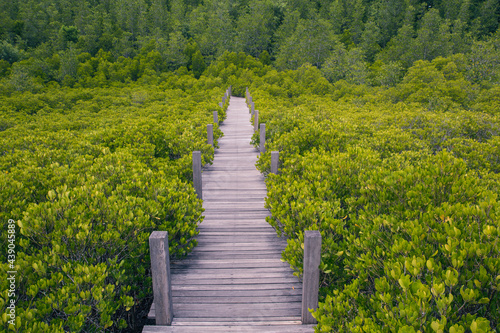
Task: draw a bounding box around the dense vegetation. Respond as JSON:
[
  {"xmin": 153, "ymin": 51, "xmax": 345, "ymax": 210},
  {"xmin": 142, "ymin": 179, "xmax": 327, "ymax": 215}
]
[
  {"xmin": 1, "ymin": 0, "xmax": 499, "ymax": 332},
  {"xmin": 247, "ymin": 57, "xmax": 500, "ymax": 331},
  {"xmin": 0, "ymin": 75, "xmax": 227, "ymax": 331},
  {"xmin": 0, "ymin": 0, "xmax": 499, "ymax": 91}
]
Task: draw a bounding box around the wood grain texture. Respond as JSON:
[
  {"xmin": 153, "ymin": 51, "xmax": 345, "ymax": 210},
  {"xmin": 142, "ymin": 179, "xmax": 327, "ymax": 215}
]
[{"xmin": 145, "ymin": 97, "xmax": 313, "ymax": 332}]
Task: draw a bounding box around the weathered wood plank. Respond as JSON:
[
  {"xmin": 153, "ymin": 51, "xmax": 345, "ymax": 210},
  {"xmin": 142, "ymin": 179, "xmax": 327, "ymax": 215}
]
[
  {"xmin": 171, "ymin": 283, "xmax": 299, "ymax": 291},
  {"xmin": 172, "ymin": 320, "xmax": 303, "ymax": 325},
  {"xmin": 173, "ymin": 302, "xmax": 301, "ymax": 311},
  {"xmin": 171, "ymin": 297, "xmax": 302, "ymax": 304},
  {"xmin": 143, "ymin": 325, "xmax": 315, "ymax": 332},
  {"xmin": 170, "ymin": 277, "xmax": 298, "ymax": 285},
  {"xmin": 169, "ymin": 272, "xmax": 296, "ymax": 280},
  {"xmin": 173, "ymin": 316, "xmax": 303, "ymax": 323},
  {"xmin": 170, "ymin": 288, "xmax": 302, "ymax": 297},
  {"xmin": 180, "ymin": 253, "xmax": 285, "ymax": 260},
  {"xmin": 169, "ymin": 308, "xmax": 302, "ymax": 319},
  {"xmin": 195, "ymin": 236, "xmax": 278, "ymax": 241},
  {"xmin": 201, "ymin": 211, "xmax": 270, "ymax": 217},
  {"xmin": 195, "ymin": 230, "xmax": 277, "ymax": 234}
]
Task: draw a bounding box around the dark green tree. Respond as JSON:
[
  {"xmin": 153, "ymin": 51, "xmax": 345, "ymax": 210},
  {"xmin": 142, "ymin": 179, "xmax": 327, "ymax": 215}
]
[
  {"xmin": 234, "ymin": 0, "xmax": 275, "ymax": 58},
  {"xmin": 275, "ymin": 14, "xmax": 334, "ymax": 69},
  {"xmin": 191, "ymin": 50, "xmax": 206, "ymax": 78},
  {"xmin": 259, "ymin": 50, "xmax": 271, "ymax": 65}
]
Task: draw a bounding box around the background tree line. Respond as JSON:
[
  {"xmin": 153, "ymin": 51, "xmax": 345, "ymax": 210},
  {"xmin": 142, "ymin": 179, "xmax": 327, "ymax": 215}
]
[{"xmin": 0, "ymin": 0, "xmax": 499, "ymax": 90}]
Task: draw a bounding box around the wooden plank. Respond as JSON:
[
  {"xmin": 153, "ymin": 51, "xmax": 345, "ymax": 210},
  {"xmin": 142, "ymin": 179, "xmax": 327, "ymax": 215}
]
[
  {"xmin": 187, "ymin": 242, "xmax": 283, "ymax": 247},
  {"xmin": 171, "ymin": 283, "xmax": 300, "ymax": 291},
  {"xmin": 143, "ymin": 325, "xmax": 315, "ymax": 332},
  {"xmin": 172, "ymin": 264, "xmax": 291, "ymax": 270},
  {"xmin": 194, "ymin": 234, "xmax": 279, "ymax": 239},
  {"xmin": 172, "ymin": 320, "xmax": 303, "ymax": 326},
  {"xmin": 202, "ymin": 174, "xmax": 263, "ymax": 180},
  {"xmin": 202, "ymin": 198, "xmax": 266, "ymax": 203},
  {"xmin": 195, "ymin": 232, "xmax": 280, "ymax": 237},
  {"xmin": 193, "ymin": 238, "xmax": 282, "ymax": 243},
  {"xmin": 197, "ymin": 226, "xmax": 275, "ymax": 231},
  {"xmin": 170, "ymin": 268, "xmax": 295, "ymax": 275},
  {"xmin": 173, "ymin": 316, "xmax": 303, "ymax": 323},
  {"xmin": 174, "ymin": 258, "xmax": 287, "ymax": 264},
  {"xmin": 172, "ymin": 260, "xmax": 289, "ymax": 268},
  {"xmin": 172, "ymin": 309, "xmax": 301, "ymax": 319},
  {"xmin": 202, "ymin": 208, "xmax": 268, "ymax": 213},
  {"xmin": 170, "ymin": 288, "xmax": 302, "ymax": 297},
  {"xmin": 171, "ymin": 296, "xmax": 302, "ymax": 304},
  {"xmin": 181, "ymin": 253, "xmax": 284, "ymax": 260},
  {"xmin": 196, "ymin": 230, "xmax": 277, "ymax": 234},
  {"xmin": 170, "ymin": 272, "xmax": 296, "ymax": 279},
  {"xmin": 170, "ymin": 277, "xmax": 298, "ymax": 285},
  {"xmin": 174, "ymin": 302, "xmax": 301, "ymax": 311},
  {"xmin": 186, "ymin": 246, "xmax": 282, "ymax": 251},
  {"xmin": 202, "ymin": 195, "xmax": 267, "ymax": 200},
  {"xmin": 195, "ymin": 231, "xmax": 278, "ymax": 235},
  {"xmin": 200, "ymin": 218, "xmax": 272, "ymax": 223},
  {"xmin": 202, "ymin": 201, "xmax": 266, "ymax": 207},
  {"xmin": 200, "ymin": 213, "xmax": 270, "ymax": 219},
  {"xmin": 199, "ymin": 222, "xmax": 271, "ymax": 226},
  {"xmin": 188, "ymin": 246, "xmax": 285, "ymax": 252},
  {"xmin": 193, "ymin": 237, "xmax": 282, "ymax": 244},
  {"xmin": 203, "ymin": 190, "xmax": 267, "ymax": 196},
  {"xmin": 198, "ymin": 222, "xmax": 274, "ymax": 227}
]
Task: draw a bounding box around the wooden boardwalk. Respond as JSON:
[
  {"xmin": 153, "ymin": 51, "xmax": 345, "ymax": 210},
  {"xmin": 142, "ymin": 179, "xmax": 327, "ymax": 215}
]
[{"xmin": 143, "ymin": 97, "xmax": 314, "ymax": 332}]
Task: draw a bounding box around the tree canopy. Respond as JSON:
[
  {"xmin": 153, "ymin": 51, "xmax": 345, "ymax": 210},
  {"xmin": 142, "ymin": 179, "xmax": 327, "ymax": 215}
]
[{"xmin": 0, "ymin": 0, "xmax": 498, "ymax": 84}]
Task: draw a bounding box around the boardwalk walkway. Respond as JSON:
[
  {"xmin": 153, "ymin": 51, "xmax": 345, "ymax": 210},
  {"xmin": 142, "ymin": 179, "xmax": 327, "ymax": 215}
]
[{"xmin": 143, "ymin": 97, "xmax": 314, "ymax": 332}]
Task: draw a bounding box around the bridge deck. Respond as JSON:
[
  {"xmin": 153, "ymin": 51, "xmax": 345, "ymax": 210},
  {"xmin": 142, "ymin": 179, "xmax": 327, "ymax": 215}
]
[{"xmin": 143, "ymin": 97, "xmax": 314, "ymax": 332}]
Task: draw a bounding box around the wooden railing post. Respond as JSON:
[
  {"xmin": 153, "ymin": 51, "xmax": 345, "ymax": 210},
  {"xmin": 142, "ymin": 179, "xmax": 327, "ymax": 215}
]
[
  {"xmin": 213, "ymin": 111, "xmax": 218, "ymax": 124},
  {"xmin": 219, "ymin": 102, "xmax": 223, "ymax": 108},
  {"xmin": 149, "ymin": 231, "xmax": 173, "ymax": 325},
  {"xmin": 271, "ymin": 151, "xmax": 279, "ymax": 174},
  {"xmin": 254, "ymin": 110, "xmax": 259, "ymax": 132},
  {"xmin": 251, "ymin": 102, "xmax": 255, "ymax": 115},
  {"xmin": 207, "ymin": 124, "xmax": 213, "ymax": 146},
  {"xmin": 260, "ymin": 123, "xmax": 266, "ymax": 153},
  {"xmin": 193, "ymin": 151, "xmax": 202, "ymax": 199},
  {"xmin": 302, "ymin": 230, "xmax": 321, "ymax": 324}
]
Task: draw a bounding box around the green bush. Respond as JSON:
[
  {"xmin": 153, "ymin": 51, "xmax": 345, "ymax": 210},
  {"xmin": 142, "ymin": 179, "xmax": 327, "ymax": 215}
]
[
  {"xmin": 0, "ymin": 81, "xmax": 226, "ymax": 331},
  {"xmin": 251, "ymin": 61, "xmax": 500, "ymax": 332}
]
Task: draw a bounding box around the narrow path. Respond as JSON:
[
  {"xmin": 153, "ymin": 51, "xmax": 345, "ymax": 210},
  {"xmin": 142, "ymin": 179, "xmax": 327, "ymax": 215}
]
[{"xmin": 143, "ymin": 97, "xmax": 314, "ymax": 332}]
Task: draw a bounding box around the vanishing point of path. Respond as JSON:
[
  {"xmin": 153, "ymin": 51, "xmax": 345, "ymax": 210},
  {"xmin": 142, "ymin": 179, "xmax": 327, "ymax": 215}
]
[{"xmin": 143, "ymin": 97, "xmax": 315, "ymax": 332}]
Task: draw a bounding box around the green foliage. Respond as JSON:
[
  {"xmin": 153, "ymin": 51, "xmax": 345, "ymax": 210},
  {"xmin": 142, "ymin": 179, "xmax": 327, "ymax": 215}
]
[
  {"xmin": 250, "ymin": 64, "xmax": 500, "ymax": 331},
  {"xmin": 59, "ymin": 25, "xmax": 79, "ymax": 45},
  {"xmin": 0, "ymin": 41, "xmax": 24, "ymax": 64},
  {"xmin": 0, "ymin": 82, "xmax": 226, "ymax": 331},
  {"xmin": 394, "ymin": 57, "xmax": 473, "ymax": 110},
  {"xmin": 275, "ymin": 15, "xmax": 335, "ymax": 70},
  {"xmin": 191, "ymin": 50, "xmax": 206, "ymax": 79},
  {"xmin": 0, "ymin": 0, "xmax": 498, "ymax": 90}
]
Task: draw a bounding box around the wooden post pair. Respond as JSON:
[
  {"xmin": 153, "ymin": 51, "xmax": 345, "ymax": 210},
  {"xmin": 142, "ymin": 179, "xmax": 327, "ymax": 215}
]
[{"xmin": 149, "ymin": 227, "xmax": 322, "ymax": 325}]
